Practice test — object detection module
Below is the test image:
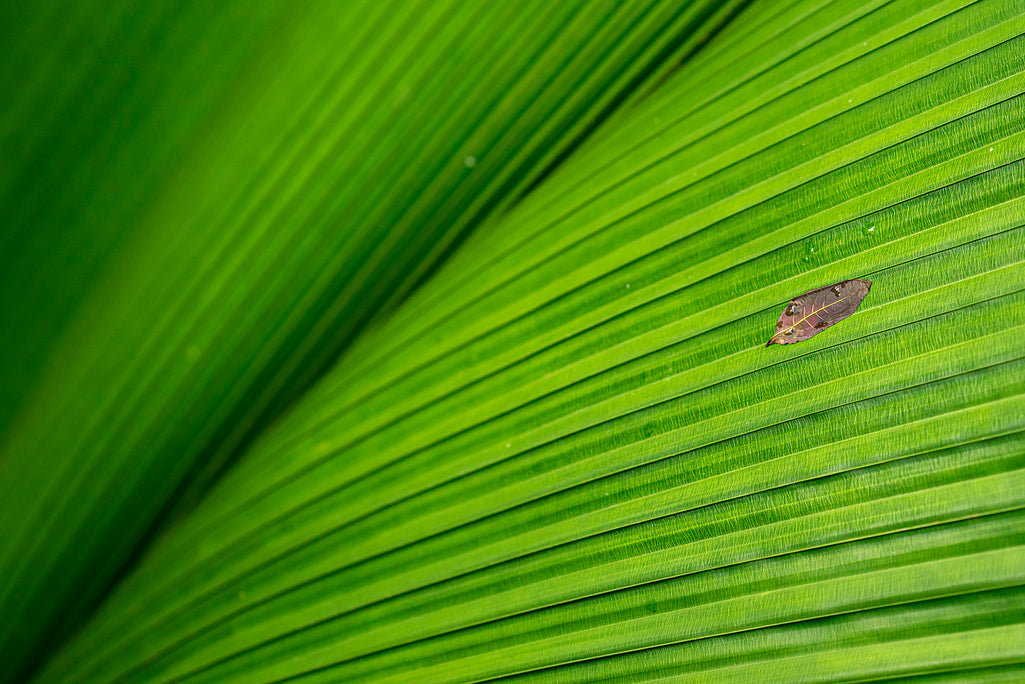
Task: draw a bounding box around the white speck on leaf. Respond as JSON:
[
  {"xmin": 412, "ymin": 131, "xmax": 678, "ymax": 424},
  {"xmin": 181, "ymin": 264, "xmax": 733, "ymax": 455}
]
[{"xmin": 464, "ymin": 156, "xmax": 476, "ymax": 168}]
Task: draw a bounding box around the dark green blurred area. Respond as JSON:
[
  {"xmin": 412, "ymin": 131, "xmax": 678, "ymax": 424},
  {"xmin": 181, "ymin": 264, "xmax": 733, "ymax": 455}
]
[{"xmin": 0, "ymin": 0, "xmax": 292, "ymax": 436}]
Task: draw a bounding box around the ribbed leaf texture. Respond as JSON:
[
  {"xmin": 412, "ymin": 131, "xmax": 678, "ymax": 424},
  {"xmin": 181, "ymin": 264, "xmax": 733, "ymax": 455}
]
[
  {"xmin": 0, "ymin": 0, "xmax": 738, "ymax": 679},
  {"xmin": 6, "ymin": 0, "xmax": 1025, "ymax": 682}
]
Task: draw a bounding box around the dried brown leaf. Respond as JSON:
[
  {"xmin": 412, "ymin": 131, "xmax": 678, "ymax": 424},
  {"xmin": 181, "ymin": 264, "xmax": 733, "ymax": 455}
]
[{"xmin": 766, "ymin": 279, "xmax": 872, "ymax": 346}]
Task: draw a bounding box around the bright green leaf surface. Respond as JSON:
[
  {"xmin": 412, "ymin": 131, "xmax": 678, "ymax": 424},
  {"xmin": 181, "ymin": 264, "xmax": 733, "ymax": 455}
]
[{"xmin": 3, "ymin": 0, "xmax": 1024, "ymax": 682}]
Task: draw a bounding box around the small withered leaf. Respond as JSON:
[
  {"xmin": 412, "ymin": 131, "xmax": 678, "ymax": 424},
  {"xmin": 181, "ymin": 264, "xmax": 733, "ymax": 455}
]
[{"xmin": 766, "ymin": 278, "xmax": 871, "ymax": 347}]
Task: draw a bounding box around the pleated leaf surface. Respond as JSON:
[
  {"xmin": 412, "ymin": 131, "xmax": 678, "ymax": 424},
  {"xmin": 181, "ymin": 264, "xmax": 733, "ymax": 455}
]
[
  {"xmin": 34, "ymin": 0, "xmax": 1025, "ymax": 682},
  {"xmin": 0, "ymin": 0, "xmax": 732, "ymax": 680}
]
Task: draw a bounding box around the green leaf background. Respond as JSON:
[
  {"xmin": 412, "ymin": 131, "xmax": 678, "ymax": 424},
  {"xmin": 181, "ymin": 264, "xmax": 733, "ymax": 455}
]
[{"xmin": 2, "ymin": 0, "xmax": 1024, "ymax": 682}]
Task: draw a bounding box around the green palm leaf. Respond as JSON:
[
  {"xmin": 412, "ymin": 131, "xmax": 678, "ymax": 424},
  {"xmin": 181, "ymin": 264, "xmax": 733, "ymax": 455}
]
[
  {"xmin": 5, "ymin": 0, "xmax": 1025, "ymax": 682},
  {"xmin": 1, "ymin": 1, "xmax": 737, "ymax": 679}
]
